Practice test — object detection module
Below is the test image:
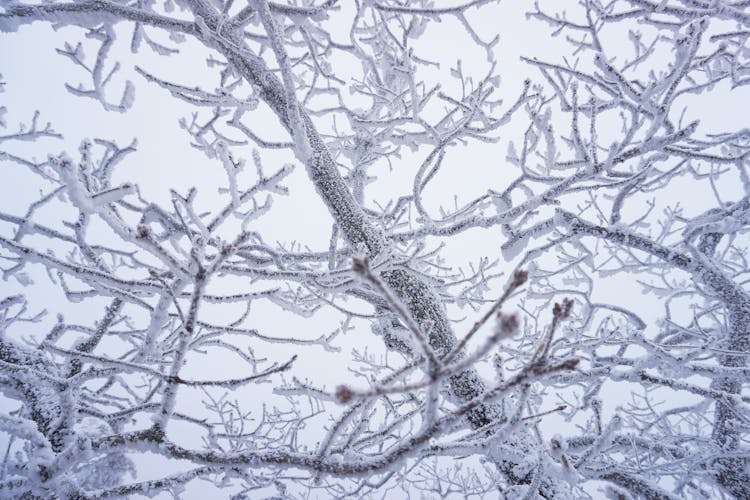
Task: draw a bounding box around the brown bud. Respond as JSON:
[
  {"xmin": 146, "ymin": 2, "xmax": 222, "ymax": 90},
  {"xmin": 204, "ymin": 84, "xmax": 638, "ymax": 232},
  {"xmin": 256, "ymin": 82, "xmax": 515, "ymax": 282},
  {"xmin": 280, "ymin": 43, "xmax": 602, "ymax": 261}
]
[
  {"xmin": 135, "ymin": 224, "xmax": 151, "ymax": 239},
  {"xmin": 561, "ymin": 358, "xmax": 580, "ymax": 370},
  {"xmin": 512, "ymin": 269, "xmax": 528, "ymax": 286},
  {"xmin": 221, "ymin": 243, "xmax": 234, "ymax": 256},
  {"xmin": 496, "ymin": 312, "xmax": 519, "ymax": 337},
  {"xmin": 335, "ymin": 385, "xmax": 354, "ymax": 404},
  {"xmin": 553, "ymin": 298, "xmax": 574, "ymax": 319},
  {"xmin": 352, "ymin": 256, "xmax": 369, "ymax": 275}
]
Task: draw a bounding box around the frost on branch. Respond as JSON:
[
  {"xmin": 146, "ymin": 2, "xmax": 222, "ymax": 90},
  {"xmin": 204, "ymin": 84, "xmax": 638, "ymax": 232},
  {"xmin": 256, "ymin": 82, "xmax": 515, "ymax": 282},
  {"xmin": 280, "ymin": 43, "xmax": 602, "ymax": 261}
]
[{"xmin": 1, "ymin": 0, "xmax": 750, "ymax": 498}]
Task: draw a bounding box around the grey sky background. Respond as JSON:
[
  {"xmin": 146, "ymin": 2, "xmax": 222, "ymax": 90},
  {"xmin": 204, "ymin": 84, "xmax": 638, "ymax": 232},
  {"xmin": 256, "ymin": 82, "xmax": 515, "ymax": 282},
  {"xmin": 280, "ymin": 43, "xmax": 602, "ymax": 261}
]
[{"xmin": 2, "ymin": 1, "xmax": 750, "ymax": 497}]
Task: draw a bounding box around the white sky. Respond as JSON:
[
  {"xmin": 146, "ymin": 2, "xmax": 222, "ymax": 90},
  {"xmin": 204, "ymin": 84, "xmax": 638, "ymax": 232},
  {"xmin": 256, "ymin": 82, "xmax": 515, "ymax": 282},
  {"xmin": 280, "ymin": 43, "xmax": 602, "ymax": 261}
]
[{"xmin": 1, "ymin": 1, "xmax": 749, "ymax": 497}]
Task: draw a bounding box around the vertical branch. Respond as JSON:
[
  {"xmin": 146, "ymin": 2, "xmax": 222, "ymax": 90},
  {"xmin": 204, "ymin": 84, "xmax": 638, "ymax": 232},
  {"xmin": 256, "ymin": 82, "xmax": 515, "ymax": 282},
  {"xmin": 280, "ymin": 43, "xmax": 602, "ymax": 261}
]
[
  {"xmin": 253, "ymin": 0, "xmax": 312, "ymax": 161},
  {"xmin": 155, "ymin": 252, "xmax": 207, "ymax": 433}
]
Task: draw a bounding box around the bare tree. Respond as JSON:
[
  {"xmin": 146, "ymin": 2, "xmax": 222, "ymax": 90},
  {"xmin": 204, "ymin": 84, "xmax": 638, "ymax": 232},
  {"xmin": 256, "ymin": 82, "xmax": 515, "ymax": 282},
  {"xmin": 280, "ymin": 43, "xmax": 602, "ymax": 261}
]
[{"xmin": 0, "ymin": 0, "xmax": 749, "ymax": 498}]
